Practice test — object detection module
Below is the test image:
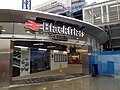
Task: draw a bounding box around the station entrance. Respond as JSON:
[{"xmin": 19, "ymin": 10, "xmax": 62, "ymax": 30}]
[{"xmin": 12, "ymin": 40, "xmax": 89, "ymax": 77}]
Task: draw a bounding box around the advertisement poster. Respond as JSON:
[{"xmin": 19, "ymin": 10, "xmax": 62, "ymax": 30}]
[{"xmin": 20, "ymin": 48, "xmax": 30, "ymax": 76}]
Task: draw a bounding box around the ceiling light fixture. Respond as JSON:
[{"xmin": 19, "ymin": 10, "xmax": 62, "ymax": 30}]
[
  {"xmin": 63, "ymin": 51, "xmax": 67, "ymax": 54},
  {"xmin": 38, "ymin": 48, "xmax": 47, "ymax": 51},
  {"xmin": 33, "ymin": 43, "xmax": 44, "ymax": 45},
  {"xmin": 47, "ymin": 46, "xmax": 56, "ymax": 48},
  {"xmin": 14, "ymin": 46, "xmax": 28, "ymax": 49},
  {"xmin": 53, "ymin": 50, "xmax": 59, "ymax": 53}
]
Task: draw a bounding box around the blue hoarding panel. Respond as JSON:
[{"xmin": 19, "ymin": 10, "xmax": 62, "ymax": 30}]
[
  {"xmin": 107, "ymin": 61, "xmax": 114, "ymax": 74},
  {"xmin": 91, "ymin": 51, "xmax": 120, "ymax": 76}
]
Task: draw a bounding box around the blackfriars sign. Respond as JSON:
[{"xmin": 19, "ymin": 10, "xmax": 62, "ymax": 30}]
[
  {"xmin": 43, "ymin": 22, "xmax": 85, "ymax": 37},
  {"xmin": 25, "ymin": 20, "xmax": 85, "ymax": 37}
]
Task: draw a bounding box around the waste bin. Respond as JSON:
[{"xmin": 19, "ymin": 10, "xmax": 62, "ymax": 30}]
[{"xmin": 92, "ymin": 64, "xmax": 98, "ymax": 77}]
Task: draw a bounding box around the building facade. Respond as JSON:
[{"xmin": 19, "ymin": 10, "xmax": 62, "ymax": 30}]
[
  {"xmin": 32, "ymin": 0, "xmax": 65, "ymax": 14},
  {"xmin": 83, "ymin": 0, "xmax": 120, "ymax": 51},
  {"xmin": 32, "ymin": 0, "xmax": 86, "ymax": 19},
  {"xmin": 0, "ymin": 9, "xmax": 108, "ymax": 86}
]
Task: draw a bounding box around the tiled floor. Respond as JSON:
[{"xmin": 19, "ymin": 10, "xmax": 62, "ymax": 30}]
[{"xmin": 1, "ymin": 76, "xmax": 120, "ymax": 90}]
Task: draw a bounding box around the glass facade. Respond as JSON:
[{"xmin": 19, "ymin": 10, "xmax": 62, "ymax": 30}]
[
  {"xmin": 84, "ymin": 9, "xmax": 93, "ymax": 23},
  {"xmin": 83, "ymin": 0, "xmax": 120, "ymax": 50},
  {"xmin": 108, "ymin": 3, "xmax": 118, "ymax": 22},
  {"xmin": 83, "ymin": 0, "xmax": 120, "ymax": 25}
]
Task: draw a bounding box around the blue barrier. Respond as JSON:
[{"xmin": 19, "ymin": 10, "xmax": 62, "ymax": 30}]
[{"xmin": 91, "ymin": 51, "xmax": 120, "ymax": 76}]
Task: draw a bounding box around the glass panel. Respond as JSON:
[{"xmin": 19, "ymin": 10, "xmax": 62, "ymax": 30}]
[
  {"xmin": 84, "ymin": 8, "xmax": 93, "ymax": 24},
  {"xmin": 93, "ymin": 7, "xmax": 102, "ymax": 24},
  {"xmin": 118, "ymin": 1, "xmax": 120, "ymax": 19},
  {"xmin": 103, "ymin": 6, "xmax": 107, "ymax": 23},
  {"xmin": 108, "ymin": 3, "xmax": 118, "ymax": 22},
  {"xmin": 0, "ymin": 22, "xmax": 13, "ymax": 38},
  {"xmin": 14, "ymin": 23, "xmax": 35, "ymax": 39}
]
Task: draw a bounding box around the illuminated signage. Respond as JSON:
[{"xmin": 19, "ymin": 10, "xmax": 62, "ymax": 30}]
[
  {"xmin": 25, "ymin": 20, "xmax": 42, "ymax": 31},
  {"xmin": 25, "ymin": 20, "xmax": 85, "ymax": 37},
  {"xmin": 43, "ymin": 22, "xmax": 84, "ymax": 37}
]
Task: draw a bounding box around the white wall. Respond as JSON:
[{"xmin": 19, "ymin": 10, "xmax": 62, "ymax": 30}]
[
  {"xmin": 51, "ymin": 61, "xmax": 68, "ymax": 70},
  {"xmin": 50, "ymin": 50, "xmax": 68, "ymax": 70}
]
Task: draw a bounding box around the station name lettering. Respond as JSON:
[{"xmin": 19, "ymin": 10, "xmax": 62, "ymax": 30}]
[{"xmin": 43, "ymin": 22, "xmax": 85, "ymax": 37}]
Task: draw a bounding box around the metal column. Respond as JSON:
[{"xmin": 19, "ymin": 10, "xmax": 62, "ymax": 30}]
[{"xmin": 0, "ymin": 39, "xmax": 12, "ymax": 87}]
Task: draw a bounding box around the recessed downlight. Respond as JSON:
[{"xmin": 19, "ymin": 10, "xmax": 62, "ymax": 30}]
[
  {"xmin": 33, "ymin": 43, "xmax": 44, "ymax": 45},
  {"xmin": 14, "ymin": 46, "xmax": 28, "ymax": 49},
  {"xmin": 38, "ymin": 48, "xmax": 47, "ymax": 51}
]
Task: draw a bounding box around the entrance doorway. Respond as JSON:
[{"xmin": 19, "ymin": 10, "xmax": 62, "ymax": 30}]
[
  {"xmin": 12, "ymin": 40, "xmax": 67, "ymax": 77},
  {"xmin": 67, "ymin": 44, "xmax": 88, "ymax": 74},
  {"xmin": 12, "ymin": 40, "xmax": 89, "ymax": 77}
]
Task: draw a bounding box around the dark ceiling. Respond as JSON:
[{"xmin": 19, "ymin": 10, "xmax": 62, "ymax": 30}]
[{"xmin": 13, "ymin": 41, "xmax": 67, "ymax": 51}]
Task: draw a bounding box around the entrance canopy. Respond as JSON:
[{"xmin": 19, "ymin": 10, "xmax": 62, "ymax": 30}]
[{"xmin": 0, "ymin": 9, "xmax": 108, "ymax": 43}]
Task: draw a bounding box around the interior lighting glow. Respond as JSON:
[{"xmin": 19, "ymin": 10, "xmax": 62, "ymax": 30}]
[
  {"xmin": 95, "ymin": 16, "xmax": 101, "ymax": 19},
  {"xmin": 26, "ymin": 30, "xmax": 31, "ymax": 33},
  {"xmin": 53, "ymin": 50, "xmax": 59, "ymax": 53},
  {"xmin": 14, "ymin": 46, "xmax": 28, "ymax": 49},
  {"xmin": 43, "ymin": 87, "xmax": 47, "ymax": 90},
  {"xmin": 63, "ymin": 51, "xmax": 67, "ymax": 54},
  {"xmin": 47, "ymin": 46, "xmax": 56, "ymax": 48},
  {"xmin": 1, "ymin": 29, "xmax": 5, "ymax": 32},
  {"xmin": 33, "ymin": 43, "xmax": 43, "ymax": 45},
  {"xmin": 38, "ymin": 48, "xmax": 47, "ymax": 51}
]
